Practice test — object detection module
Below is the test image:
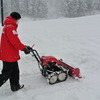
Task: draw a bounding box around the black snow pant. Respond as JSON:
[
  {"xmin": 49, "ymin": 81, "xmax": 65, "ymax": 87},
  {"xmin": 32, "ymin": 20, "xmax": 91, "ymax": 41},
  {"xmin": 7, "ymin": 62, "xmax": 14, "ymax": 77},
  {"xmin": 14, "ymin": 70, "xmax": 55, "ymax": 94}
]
[{"xmin": 0, "ymin": 61, "xmax": 20, "ymax": 90}]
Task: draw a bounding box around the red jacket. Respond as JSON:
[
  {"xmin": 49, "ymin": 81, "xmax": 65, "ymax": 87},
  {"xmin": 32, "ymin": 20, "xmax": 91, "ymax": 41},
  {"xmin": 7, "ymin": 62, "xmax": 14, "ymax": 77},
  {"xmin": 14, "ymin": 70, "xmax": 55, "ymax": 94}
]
[{"xmin": 0, "ymin": 16, "xmax": 26, "ymax": 62}]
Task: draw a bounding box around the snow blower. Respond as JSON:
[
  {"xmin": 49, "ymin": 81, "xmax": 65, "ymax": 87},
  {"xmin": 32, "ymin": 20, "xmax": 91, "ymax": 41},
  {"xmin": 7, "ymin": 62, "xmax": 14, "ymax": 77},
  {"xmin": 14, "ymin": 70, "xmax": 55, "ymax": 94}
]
[{"xmin": 28, "ymin": 47, "xmax": 81, "ymax": 84}]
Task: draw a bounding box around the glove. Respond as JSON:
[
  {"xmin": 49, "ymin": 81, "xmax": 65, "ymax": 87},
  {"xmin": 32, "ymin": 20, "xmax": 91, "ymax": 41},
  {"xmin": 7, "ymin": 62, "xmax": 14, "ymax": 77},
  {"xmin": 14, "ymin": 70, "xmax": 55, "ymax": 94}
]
[
  {"xmin": 23, "ymin": 46, "xmax": 30, "ymax": 54},
  {"xmin": 27, "ymin": 46, "xmax": 33, "ymax": 51}
]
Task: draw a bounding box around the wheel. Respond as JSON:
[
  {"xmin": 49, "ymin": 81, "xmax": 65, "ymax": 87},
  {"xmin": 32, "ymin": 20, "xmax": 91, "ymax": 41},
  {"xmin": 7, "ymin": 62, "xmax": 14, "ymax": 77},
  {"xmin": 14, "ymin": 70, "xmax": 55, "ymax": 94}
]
[
  {"xmin": 48, "ymin": 75, "xmax": 58, "ymax": 84},
  {"xmin": 58, "ymin": 72, "xmax": 67, "ymax": 82}
]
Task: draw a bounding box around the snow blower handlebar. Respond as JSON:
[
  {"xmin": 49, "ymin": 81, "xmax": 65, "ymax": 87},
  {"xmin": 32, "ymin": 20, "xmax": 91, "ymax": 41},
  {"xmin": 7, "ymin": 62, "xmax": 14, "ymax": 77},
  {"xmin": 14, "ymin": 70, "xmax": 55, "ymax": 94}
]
[{"xmin": 27, "ymin": 46, "xmax": 42, "ymax": 64}]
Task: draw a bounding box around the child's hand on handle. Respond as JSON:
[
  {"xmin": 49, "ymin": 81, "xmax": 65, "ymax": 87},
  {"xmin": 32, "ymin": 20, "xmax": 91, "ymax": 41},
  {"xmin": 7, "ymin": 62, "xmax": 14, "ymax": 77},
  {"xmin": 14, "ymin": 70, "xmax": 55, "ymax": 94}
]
[
  {"xmin": 23, "ymin": 46, "xmax": 30, "ymax": 54},
  {"xmin": 23, "ymin": 44, "xmax": 35, "ymax": 54}
]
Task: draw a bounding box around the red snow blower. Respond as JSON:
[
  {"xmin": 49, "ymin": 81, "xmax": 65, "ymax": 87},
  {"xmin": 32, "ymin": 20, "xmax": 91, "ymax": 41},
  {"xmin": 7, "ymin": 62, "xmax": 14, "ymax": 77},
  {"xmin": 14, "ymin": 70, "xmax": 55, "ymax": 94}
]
[{"xmin": 28, "ymin": 47, "xmax": 81, "ymax": 84}]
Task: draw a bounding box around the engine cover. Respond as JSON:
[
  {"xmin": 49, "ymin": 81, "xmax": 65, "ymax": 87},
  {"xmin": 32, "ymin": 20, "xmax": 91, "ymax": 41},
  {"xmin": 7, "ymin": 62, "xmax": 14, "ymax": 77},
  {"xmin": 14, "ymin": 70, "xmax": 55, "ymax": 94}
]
[{"xmin": 40, "ymin": 56, "xmax": 58, "ymax": 66}]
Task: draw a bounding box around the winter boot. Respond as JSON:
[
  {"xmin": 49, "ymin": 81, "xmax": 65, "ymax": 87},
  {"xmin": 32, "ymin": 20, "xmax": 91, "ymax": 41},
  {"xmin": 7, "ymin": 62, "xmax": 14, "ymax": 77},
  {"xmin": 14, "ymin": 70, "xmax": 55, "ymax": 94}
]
[{"xmin": 11, "ymin": 84, "xmax": 24, "ymax": 92}]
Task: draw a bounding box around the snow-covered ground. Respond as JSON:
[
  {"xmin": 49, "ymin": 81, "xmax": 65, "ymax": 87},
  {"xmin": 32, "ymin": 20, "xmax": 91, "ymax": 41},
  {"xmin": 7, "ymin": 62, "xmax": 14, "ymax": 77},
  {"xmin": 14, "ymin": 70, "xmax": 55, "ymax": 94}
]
[{"xmin": 0, "ymin": 15, "xmax": 100, "ymax": 100}]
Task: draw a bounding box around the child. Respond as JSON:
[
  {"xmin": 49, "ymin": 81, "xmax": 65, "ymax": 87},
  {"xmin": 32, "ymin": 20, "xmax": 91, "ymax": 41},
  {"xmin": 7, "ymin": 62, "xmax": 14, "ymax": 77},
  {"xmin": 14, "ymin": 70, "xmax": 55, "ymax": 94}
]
[{"xmin": 0, "ymin": 12, "xmax": 30, "ymax": 91}]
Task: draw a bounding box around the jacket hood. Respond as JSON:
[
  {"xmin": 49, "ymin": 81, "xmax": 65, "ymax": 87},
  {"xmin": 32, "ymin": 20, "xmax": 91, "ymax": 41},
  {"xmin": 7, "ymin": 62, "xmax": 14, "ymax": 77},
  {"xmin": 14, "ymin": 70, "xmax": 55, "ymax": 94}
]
[{"xmin": 4, "ymin": 16, "xmax": 18, "ymax": 27}]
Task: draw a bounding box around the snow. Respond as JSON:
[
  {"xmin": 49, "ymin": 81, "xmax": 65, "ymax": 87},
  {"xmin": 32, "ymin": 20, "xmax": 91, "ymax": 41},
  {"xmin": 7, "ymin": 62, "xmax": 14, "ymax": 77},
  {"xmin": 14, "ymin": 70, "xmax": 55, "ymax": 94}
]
[{"xmin": 0, "ymin": 15, "xmax": 100, "ymax": 100}]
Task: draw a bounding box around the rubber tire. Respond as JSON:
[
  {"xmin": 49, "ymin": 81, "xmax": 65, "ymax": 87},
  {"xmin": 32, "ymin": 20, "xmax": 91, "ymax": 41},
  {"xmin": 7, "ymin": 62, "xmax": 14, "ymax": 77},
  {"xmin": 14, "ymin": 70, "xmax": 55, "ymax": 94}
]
[
  {"xmin": 49, "ymin": 75, "xmax": 58, "ymax": 84},
  {"xmin": 58, "ymin": 72, "xmax": 67, "ymax": 82}
]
